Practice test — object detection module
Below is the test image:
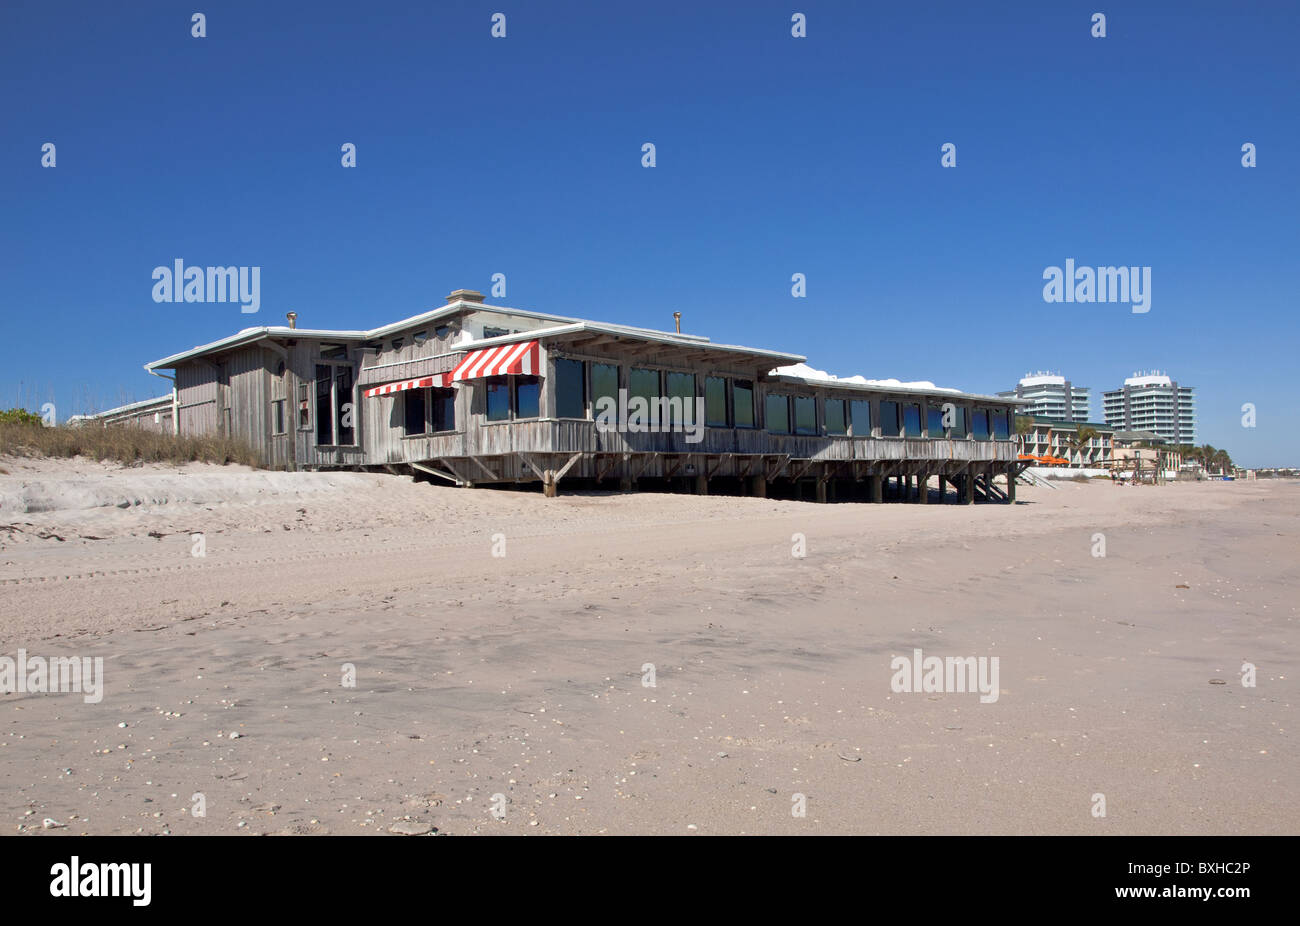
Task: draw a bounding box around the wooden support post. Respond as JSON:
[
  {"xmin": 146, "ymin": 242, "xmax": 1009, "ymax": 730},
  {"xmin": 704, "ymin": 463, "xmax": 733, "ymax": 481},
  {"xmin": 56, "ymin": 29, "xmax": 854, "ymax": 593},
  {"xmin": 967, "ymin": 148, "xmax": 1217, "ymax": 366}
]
[
  {"xmin": 750, "ymin": 473, "xmax": 767, "ymax": 498},
  {"xmin": 918, "ymin": 471, "xmax": 929, "ymax": 504},
  {"xmin": 816, "ymin": 479, "xmax": 828, "ymax": 503},
  {"xmin": 870, "ymin": 474, "xmax": 883, "ymax": 503},
  {"xmin": 543, "ymin": 473, "xmax": 557, "ymax": 498},
  {"xmin": 695, "ymin": 472, "xmax": 708, "ymax": 495},
  {"xmin": 937, "ymin": 475, "xmax": 947, "ymax": 502},
  {"xmin": 1006, "ymin": 467, "xmax": 1016, "ymax": 503},
  {"xmin": 964, "ymin": 473, "xmax": 976, "ymax": 504}
]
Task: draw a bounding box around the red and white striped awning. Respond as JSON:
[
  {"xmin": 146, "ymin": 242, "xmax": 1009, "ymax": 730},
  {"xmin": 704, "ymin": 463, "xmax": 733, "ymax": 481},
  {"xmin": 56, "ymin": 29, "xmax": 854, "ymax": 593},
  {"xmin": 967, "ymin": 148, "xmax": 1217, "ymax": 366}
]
[
  {"xmin": 363, "ymin": 373, "xmax": 450, "ymax": 398},
  {"xmin": 449, "ymin": 340, "xmax": 540, "ymax": 382}
]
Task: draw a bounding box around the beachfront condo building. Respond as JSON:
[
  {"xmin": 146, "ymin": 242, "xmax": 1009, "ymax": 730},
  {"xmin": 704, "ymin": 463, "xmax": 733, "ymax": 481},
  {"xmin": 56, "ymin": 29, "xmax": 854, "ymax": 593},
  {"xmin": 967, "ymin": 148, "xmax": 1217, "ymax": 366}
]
[
  {"xmin": 1102, "ymin": 373, "xmax": 1196, "ymax": 445},
  {"xmin": 998, "ymin": 373, "xmax": 1091, "ymax": 422},
  {"xmin": 1018, "ymin": 417, "xmax": 1115, "ymax": 469}
]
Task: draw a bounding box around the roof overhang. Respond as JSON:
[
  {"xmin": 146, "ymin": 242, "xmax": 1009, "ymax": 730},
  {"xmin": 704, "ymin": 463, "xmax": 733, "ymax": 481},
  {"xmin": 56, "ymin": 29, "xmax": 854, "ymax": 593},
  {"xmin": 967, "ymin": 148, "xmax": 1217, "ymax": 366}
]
[
  {"xmin": 145, "ymin": 326, "xmax": 368, "ymax": 371},
  {"xmin": 767, "ymin": 374, "xmax": 1029, "ymax": 405},
  {"xmin": 480, "ymin": 322, "xmax": 805, "ymax": 366}
]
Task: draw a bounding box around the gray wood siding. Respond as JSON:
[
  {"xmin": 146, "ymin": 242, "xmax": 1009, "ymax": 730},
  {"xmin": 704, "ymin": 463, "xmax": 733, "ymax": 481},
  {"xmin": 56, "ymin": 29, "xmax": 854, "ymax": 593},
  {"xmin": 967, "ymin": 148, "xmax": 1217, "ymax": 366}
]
[{"xmin": 176, "ymin": 363, "xmax": 218, "ymax": 435}]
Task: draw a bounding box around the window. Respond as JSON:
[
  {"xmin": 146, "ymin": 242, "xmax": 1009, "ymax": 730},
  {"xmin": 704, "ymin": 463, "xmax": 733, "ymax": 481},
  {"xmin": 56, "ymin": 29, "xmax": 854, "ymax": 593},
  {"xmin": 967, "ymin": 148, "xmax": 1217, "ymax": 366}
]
[
  {"xmin": 972, "ymin": 409, "xmax": 990, "ymax": 440},
  {"xmin": 486, "ymin": 376, "xmax": 510, "ymax": 421},
  {"xmin": 404, "ymin": 389, "xmax": 426, "ymax": 436},
  {"xmin": 825, "ymin": 399, "xmax": 847, "ymax": 435},
  {"xmin": 334, "ymin": 367, "xmax": 354, "ymax": 445},
  {"xmin": 993, "ymin": 410, "xmax": 1011, "ymax": 440},
  {"xmin": 298, "ymin": 383, "xmax": 310, "ymax": 430},
  {"xmin": 704, "ymin": 377, "xmax": 728, "ymax": 427},
  {"xmin": 271, "ymin": 361, "xmax": 287, "ymax": 435},
  {"xmin": 794, "ymin": 396, "xmax": 817, "ymax": 435},
  {"xmin": 315, "ymin": 365, "xmax": 333, "ymax": 444},
  {"xmin": 431, "ymin": 388, "xmax": 456, "ymax": 432},
  {"xmin": 880, "ymin": 401, "xmax": 901, "ymax": 437},
  {"xmin": 412, "ymin": 331, "xmax": 428, "ymax": 344},
  {"xmin": 591, "ymin": 363, "xmax": 619, "ymax": 418},
  {"xmin": 554, "ymin": 358, "xmax": 585, "ymax": 419},
  {"xmin": 391, "ymin": 338, "xmax": 404, "ymax": 351},
  {"xmin": 515, "ymin": 376, "xmax": 541, "ymax": 419},
  {"xmin": 482, "ymin": 326, "xmax": 509, "ymax": 339},
  {"xmin": 950, "ymin": 406, "xmax": 968, "ymax": 438},
  {"xmin": 665, "ymin": 372, "xmax": 695, "ymax": 429},
  {"xmin": 850, "ymin": 400, "xmax": 871, "ymax": 437},
  {"xmin": 927, "ymin": 405, "xmax": 945, "ymax": 436},
  {"xmin": 734, "ymin": 380, "xmax": 755, "ymax": 428},
  {"xmin": 434, "ymin": 324, "xmax": 453, "ymax": 339},
  {"xmin": 629, "ymin": 368, "xmax": 661, "ymax": 426},
  {"xmin": 902, "ymin": 403, "xmax": 921, "ymax": 437},
  {"xmin": 766, "ymin": 394, "xmax": 790, "ymax": 433}
]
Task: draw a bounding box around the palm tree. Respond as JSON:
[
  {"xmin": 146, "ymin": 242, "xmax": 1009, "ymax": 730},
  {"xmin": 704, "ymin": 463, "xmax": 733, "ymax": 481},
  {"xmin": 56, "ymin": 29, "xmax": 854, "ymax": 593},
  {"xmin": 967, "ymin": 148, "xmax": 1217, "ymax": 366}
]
[{"xmin": 1067, "ymin": 425, "xmax": 1099, "ymax": 465}]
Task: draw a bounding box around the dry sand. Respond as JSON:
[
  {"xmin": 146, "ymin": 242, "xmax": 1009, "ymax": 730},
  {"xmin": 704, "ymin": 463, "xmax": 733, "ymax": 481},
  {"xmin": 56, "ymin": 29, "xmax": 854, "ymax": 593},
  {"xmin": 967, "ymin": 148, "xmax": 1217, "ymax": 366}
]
[{"xmin": 1, "ymin": 456, "xmax": 1296, "ymax": 835}]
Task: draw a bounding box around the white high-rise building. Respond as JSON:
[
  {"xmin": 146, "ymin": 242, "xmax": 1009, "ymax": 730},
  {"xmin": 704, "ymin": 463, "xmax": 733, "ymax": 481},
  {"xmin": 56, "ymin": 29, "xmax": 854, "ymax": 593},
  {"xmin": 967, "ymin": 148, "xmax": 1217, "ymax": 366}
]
[
  {"xmin": 1102, "ymin": 372, "xmax": 1196, "ymax": 445},
  {"xmin": 999, "ymin": 373, "xmax": 1091, "ymax": 422}
]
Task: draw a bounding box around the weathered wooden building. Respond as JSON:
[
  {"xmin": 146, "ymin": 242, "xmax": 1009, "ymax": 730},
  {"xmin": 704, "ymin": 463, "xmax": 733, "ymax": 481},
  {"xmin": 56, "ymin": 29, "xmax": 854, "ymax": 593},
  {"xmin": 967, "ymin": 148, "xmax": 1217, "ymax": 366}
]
[
  {"xmin": 68, "ymin": 394, "xmax": 175, "ymax": 433},
  {"xmin": 138, "ymin": 289, "xmax": 1025, "ymax": 502}
]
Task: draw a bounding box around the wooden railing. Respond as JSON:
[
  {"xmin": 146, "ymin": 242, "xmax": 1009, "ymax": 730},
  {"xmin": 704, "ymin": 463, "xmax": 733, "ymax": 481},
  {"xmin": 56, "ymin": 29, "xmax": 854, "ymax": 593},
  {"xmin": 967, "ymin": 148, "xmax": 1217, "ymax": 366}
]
[{"xmin": 455, "ymin": 420, "xmax": 1018, "ymax": 463}]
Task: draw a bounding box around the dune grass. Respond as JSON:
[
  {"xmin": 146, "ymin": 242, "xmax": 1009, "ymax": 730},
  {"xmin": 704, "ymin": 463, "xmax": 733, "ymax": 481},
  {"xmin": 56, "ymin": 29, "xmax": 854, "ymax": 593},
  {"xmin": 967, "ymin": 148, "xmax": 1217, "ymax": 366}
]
[{"xmin": 0, "ymin": 418, "xmax": 262, "ymax": 468}]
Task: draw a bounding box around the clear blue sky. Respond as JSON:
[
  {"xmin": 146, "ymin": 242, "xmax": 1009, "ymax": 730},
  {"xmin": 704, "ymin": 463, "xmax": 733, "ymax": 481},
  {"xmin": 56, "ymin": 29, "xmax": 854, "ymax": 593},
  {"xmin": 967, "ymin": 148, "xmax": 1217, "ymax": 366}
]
[{"xmin": 3, "ymin": 1, "xmax": 1297, "ymax": 467}]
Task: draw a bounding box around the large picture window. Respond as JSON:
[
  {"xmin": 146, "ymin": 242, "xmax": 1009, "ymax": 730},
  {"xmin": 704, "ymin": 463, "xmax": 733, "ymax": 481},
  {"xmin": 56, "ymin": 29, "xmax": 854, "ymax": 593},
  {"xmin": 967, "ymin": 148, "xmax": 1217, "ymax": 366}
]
[
  {"xmin": 404, "ymin": 389, "xmax": 426, "ymax": 436},
  {"xmin": 515, "ymin": 376, "xmax": 541, "ymax": 419},
  {"xmin": 734, "ymin": 380, "xmax": 755, "ymax": 428},
  {"xmin": 902, "ymin": 403, "xmax": 921, "ymax": 437},
  {"xmin": 950, "ymin": 405, "xmax": 968, "ymax": 438},
  {"xmin": 992, "ymin": 409, "xmax": 1011, "ymax": 440},
  {"xmin": 705, "ymin": 377, "xmax": 728, "ymax": 427},
  {"xmin": 972, "ymin": 409, "xmax": 990, "ymax": 440},
  {"xmin": 486, "ymin": 376, "xmax": 510, "ymax": 422},
  {"xmin": 432, "ymin": 388, "xmax": 456, "ymax": 432},
  {"xmin": 825, "ymin": 399, "xmax": 847, "ymax": 436},
  {"xmin": 487, "ymin": 376, "xmax": 539, "ymax": 421},
  {"xmin": 591, "ymin": 363, "xmax": 619, "ymax": 418},
  {"xmin": 629, "ymin": 368, "xmax": 661, "ymax": 426},
  {"xmin": 793, "ymin": 396, "xmax": 817, "ymax": 435},
  {"xmin": 554, "ymin": 358, "xmax": 585, "ymax": 419},
  {"xmin": 665, "ymin": 372, "xmax": 695, "ymax": 429},
  {"xmin": 766, "ymin": 394, "xmax": 790, "ymax": 434},
  {"xmin": 850, "ymin": 400, "xmax": 871, "ymax": 437},
  {"xmin": 927, "ymin": 405, "xmax": 945, "ymax": 436},
  {"xmin": 880, "ymin": 401, "xmax": 901, "ymax": 437}
]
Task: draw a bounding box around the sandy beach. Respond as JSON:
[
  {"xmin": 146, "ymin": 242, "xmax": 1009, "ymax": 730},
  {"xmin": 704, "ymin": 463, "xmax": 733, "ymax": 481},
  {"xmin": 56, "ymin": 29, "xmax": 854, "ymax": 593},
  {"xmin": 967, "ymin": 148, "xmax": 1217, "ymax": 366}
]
[{"xmin": 1, "ymin": 457, "xmax": 1295, "ymax": 835}]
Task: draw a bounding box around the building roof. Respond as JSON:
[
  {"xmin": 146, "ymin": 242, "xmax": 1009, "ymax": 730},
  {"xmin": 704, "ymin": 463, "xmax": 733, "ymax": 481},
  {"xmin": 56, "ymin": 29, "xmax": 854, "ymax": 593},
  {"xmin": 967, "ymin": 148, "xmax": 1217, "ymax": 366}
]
[
  {"xmin": 143, "ymin": 293, "xmax": 1016, "ymax": 403},
  {"xmin": 1113, "ymin": 429, "xmax": 1169, "ymax": 443},
  {"xmin": 144, "ymin": 298, "xmax": 780, "ymax": 371},
  {"xmin": 1023, "ymin": 416, "xmax": 1114, "ymax": 430},
  {"xmin": 456, "ymin": 321, "xmax": 804, "ymax": 364},
  {"xmin": 66, "ymin": 394, "xmax": 174, "ymax": 424}
]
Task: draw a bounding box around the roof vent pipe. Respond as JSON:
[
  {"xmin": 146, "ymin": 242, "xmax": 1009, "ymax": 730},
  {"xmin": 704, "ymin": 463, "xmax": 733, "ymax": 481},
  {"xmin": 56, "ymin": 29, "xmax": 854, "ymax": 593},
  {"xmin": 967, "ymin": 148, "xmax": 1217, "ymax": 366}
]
[
  {"xmin": 673, "ymin": 312, "xmax": 681, "ymax": 333},
  {"xmin": 286, "ymin": 312, "xmax": 298, "ymax": 329}
]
